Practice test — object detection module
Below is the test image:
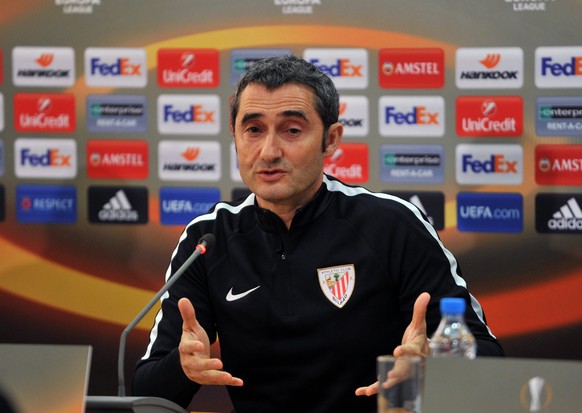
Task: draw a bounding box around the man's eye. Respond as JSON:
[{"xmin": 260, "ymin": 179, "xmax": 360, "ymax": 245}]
[
  {"xmin": 246, "ymin": 126, "xmax": 261, "ymax": 133},
  {"xmin": 288, "ymin": 128, "xmax": 301, "ymax": 135}
]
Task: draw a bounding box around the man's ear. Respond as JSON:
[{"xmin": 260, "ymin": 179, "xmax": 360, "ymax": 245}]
[{"xmin": 323, "ymin": 122, "xmax": 343, "ymax": 157}]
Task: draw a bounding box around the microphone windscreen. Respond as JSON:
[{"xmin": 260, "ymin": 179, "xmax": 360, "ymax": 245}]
[{"xmin": 198, "ymin": 233, "xmax": 216, "ymax": 250}]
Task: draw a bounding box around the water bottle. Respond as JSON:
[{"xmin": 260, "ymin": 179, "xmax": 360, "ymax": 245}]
[{"xmin": 429, "ymin": 297, "xmax": 476, "ymax": 359}]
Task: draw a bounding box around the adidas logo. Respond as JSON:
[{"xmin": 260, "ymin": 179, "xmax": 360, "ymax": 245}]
[
  {"xmin": 409, "ymin": 194, "xmax": 435, "ymax": 226},
  {"xmin": 98, "ymin": 190, "xmax": 139, "ymax": 222},
  {"xmin": 547, "ymin": 197, "xmax": 582, "ymax": 231}
]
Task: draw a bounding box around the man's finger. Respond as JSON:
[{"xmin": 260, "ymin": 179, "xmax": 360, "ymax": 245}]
[
  {"xmin": 178, "ymin": 297, "xmax": 199, "ymax": 332},
  {"xmin": 410, "ymin": 292, "xmax": 430, "ymax": 328}
]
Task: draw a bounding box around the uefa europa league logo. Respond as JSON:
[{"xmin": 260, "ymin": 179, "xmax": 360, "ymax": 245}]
[{"xmin": 520, "ymin": 376, "xmax": 553, "ymax": 411}]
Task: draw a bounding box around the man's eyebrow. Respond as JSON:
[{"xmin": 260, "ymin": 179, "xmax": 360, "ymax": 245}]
[
  {"xmin": 281, "ymin": 109, "xmax": 308, "ymax": 120},
  {"xmin": 240, "ymin": 112, "xmax": 262, "ymax": 124}
]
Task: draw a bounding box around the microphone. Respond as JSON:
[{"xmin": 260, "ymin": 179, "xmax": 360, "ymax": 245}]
[{"xmin": 86, "ymin": 233, "xmax": 215, "ymax": 413}]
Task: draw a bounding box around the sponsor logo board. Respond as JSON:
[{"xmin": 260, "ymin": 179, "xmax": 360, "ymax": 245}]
[
  {"xmin": 380, "ymin": 144, "xmax": 444, "ymax": 184},
  {"xmin": 323, "ymin": 142, "xmax": 368, "ymax": 183},
  {"xmin": 379, "ymin": 48, "xmax": 444, "ymax": 89},
  {"xmin": 379, "ymin": 96, "xmax": 445, "ymax": 137},
  {"xmin": 15, "ymin": 138, "xmax": 77, "ymax": 179},
  {"xmin": 536, "ymin": 96, "xmax": 582, "ymax": 136},
  {"xmin": 456, "ymin": 96, "xmax": 523, "ymax": 137},
  {"xmin": 387, "ymin": 191, "xmax": 445, "ymax": 230},
  {"xmin": 303, "ymin": 48, "xmax": 368, "ymax": 89},
  {"xmin": 14, "ymin": 93, "xmax": 76, "ymax": 133},
  {"xmin": 535, "ymin": 46, "xmax": 582, "ymax": 88},
  {"xmin": 536, "ymin": 193, "xmax": 582, "ymax": 233},
  {"xmin": 456, "ymin": 144, "xmax": 523, "ymax": 185},
  {"xmin": 157, "ymin": 48, "xmax": 219, "ymax": 88},
  {"xmin": 16, "ymin": 184, "xmax": 77, "ymax": 223},
  {"xmin": 456, "ymin": 47, "xmax": 524, "ymax": 89},
  {"xmin": 230, "ymin": 48, "xmax": 292, "ymax": 86},
  {"xmin": 87, "ymin": 94, "xmax": 147, "ymax": 133},
  {"xmin": 87, "ymin": 140, "xmax": 148, "ymax": 179},
  {"xmin": 12, "ymin": 46, "xmax": 75, "ymax": 87},
  {"xmin": 457, "ymin": 192, "xmax": 523, "ymax": 233},
  {"xmin": 535, "ymin": 144, "xmax": 582, "ymax": 185},
  {"xmin": 88, "ymin": 186, "xmax": 148, "ymax": 224},
  {"xmin": 158, "ymin": 140, "xmax": 221, "ymax": 181},
  {"xmin": 339, "ymin": 95, "xmax": 368, "ymax": 137},
  {"xmin": 157, "ymin": 94, "xmax": 220, "ymax": 135},
  {"xmin": 85, "ymin": 47, "xmax": 147, "ymax": 88},
  {"xmin": 159, "ymin": 187, "xmax": 220, "ymax": 225}
]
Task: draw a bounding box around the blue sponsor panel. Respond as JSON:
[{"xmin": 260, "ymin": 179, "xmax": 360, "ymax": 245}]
[
  {"xmin": 457, "ymin": 192, "xmax": 523, "ymax": 233},
  {"xmin": 230, "ymin": 49, "xmax": 292, "ymax": 86},
  {"xmin": 536, "ymin": 96, "xmax": 582, "ymax": 136},
  {"xmin": 380, "ymin": 144, "xmax": 444, "ymax": 184},
  {"xmin": 87, "ymin": 94, "xmax": 147, "ymax": 133},
  {"xmin": 16, "ymin": 184, "xmax": 77, "ymax": 223},
  {"xmin": 160, "ymin": 187, "xmax": 220, "ymax": 225},
  {"xmin": 0, "ymin": 185, "xmax": 4, "ymax": 222}
]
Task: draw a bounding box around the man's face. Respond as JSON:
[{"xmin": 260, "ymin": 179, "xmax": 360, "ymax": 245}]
[{"xmin": 233, "ymin": 83, "xmax": 341, "ymax": 212}]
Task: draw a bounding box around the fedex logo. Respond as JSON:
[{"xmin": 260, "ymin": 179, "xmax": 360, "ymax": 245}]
[
  {"xmin": 158, "ymin": 48, "xmax": 219, "ymax": 88},
  {"xmin": 379, "ymin": 96, "xmax": 444, "ymax": 137},
  {"xmin": 536, "ymin": 47, "xmax": 582, "ymax": 88},
  {"xmin": 303, "ymin": 48, "xmax": 368, "ymax": 89},
  {"xmin": 85, "ymin": 48, "xmax": 147, "ymax": 88},
  {"xmin": 158, "ymin": 95, "xmax": 220, "ymax": 135},
  {"xmin": 456, "ymin": 144, "xmax": 522, "ymax": 185},
  {"xmin": 15, "ymin": 138, "xmax": 77, "ymax": 179}
]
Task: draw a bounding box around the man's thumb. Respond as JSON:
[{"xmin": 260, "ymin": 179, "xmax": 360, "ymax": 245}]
[{"xmin": 178, "ymin": 297, "xmax": 198, "ymax": 331}]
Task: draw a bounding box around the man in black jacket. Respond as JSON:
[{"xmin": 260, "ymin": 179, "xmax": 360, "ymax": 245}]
[{"xmin": 133, "ymin": 55, "xmax": 504, "ymax": 413}]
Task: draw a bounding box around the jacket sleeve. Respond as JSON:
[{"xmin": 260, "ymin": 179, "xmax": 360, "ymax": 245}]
[{"xmin": 386, "ymin": 201, "xmax": 505, "ymax": 357}]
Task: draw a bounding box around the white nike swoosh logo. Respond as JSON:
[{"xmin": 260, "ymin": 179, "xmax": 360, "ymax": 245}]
[{"xmin": 226, "ymin": 286, "xmax": 260, "ymax": 302}]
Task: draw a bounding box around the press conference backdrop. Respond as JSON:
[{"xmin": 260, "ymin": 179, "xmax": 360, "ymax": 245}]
[{"xmin": 0, "ymin": 0, "xmax": 581, "ymax": 411}]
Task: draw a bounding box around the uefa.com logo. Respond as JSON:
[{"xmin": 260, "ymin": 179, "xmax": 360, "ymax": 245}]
[{"xmin": 456, "ymin": 47, "xmax": 524, "ymax": 89}]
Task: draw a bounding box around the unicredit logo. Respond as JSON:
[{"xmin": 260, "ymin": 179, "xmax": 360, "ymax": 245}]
[
  {"xmin": 456, "ymin": 96, "xmax": 523, "ymax": 137},
  {"xmin": 323, "ymin": 143, "xmax": 368, "ymax": 183},
  {"xmin": 14, "ymin": 93, "xmax": 76, "ymax": 133},
  {"xmin": 157, "ymin": 48, "xmax": 219, "ymax": 88}
]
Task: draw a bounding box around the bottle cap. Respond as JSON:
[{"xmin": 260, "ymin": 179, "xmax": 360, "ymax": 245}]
[{"xmin": 440, "ymin": 297, "xmax": 466, "ymax": 314}]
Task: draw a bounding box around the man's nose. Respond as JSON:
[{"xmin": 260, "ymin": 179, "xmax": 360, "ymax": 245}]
[{"xmin": 259, "ymin": 131, "xmax": 283, "ymax": 160}]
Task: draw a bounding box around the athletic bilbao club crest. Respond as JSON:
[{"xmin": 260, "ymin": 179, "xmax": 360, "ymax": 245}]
[{"xmin": 317, "ymin": 264, "xmax": 356, "ymax": 308}]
